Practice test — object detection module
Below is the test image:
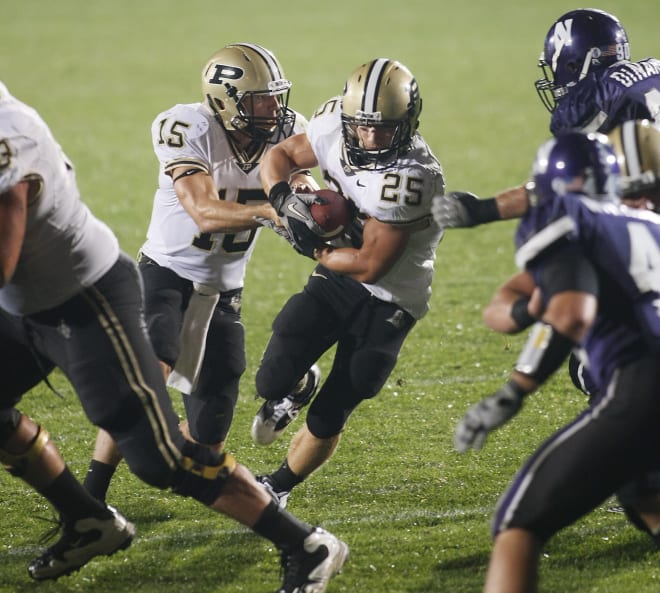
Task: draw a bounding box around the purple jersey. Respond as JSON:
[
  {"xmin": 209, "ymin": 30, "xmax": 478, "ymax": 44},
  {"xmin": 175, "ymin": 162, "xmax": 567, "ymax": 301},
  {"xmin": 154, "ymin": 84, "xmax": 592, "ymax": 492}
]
[
  {"xmin": 550, "ymin": 58, "xmax": 660, "ymax": 134},
  {"xmin": 515, "ymin": 196, "xmax": 660, "ymax": 392}
]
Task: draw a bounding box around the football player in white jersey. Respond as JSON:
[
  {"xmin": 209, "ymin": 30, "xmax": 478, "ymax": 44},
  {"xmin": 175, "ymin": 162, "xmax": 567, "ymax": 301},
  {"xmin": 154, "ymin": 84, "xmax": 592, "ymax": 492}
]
[
  {"xmin": 82, "ymin": 43, "xmax": 321, "ymax": 502},
  {"xmin": 0, "ymin": 82, "xmax": 348, "ymax": 591},
  {"xmin": 250, "ymin": 59, "xmax": 446, "ymax": 507}
]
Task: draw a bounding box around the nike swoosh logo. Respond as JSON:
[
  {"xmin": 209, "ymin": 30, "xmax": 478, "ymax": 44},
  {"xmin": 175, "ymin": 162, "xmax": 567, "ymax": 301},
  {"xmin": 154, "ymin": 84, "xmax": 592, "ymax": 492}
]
[
  {"xmin": 356, "ymin": 180, "xmax": 366, "ymax": 187},
  {"xmin": 286, "ymin": 201, "xmax": 310, "ymax": 220},
  {"xmin": 311, "ymin": 271, "xmax": 328, "ymax": 279}
]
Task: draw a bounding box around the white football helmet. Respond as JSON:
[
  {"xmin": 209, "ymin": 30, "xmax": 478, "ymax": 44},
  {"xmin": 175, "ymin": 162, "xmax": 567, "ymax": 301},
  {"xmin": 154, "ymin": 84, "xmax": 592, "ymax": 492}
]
[
  {"xmin": 201, "ymin": 43, "xmax": 294, "ymax": 142},
  {"xmin": 341, "ymin": 58, "xmax": 422, "ymax": 170}
]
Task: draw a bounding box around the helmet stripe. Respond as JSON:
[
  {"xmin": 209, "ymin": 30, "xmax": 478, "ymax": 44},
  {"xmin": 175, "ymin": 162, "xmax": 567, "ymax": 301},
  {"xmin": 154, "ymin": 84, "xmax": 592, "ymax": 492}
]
[
  {"xmin": 621, "ymin": 120, "xmax": 642, "ymax": 177},
  {"xmin": 362, "ymin": 58, "xmax": 389, "ymax": 114},
  {"xmin": 235, "ymin": 42, "xmax": 282, "ymax": 79}
]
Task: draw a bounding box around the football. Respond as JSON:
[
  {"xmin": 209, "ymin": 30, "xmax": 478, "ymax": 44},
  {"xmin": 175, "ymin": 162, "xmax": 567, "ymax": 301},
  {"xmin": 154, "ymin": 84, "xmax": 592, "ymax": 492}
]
[{"xmin": 309, "ymin": 189, "xmax": 352, "ymax": 240}]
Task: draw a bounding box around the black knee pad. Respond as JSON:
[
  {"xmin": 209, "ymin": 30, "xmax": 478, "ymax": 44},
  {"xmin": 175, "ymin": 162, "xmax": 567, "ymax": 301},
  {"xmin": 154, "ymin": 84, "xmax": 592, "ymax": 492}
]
[
  {"xmin": 306, "ymin": 406, "xmax": 348, "ymax": 439},
  {"xmin": 184, "ymin": 393, "xmax": 236, "ymax": 444},
  {"xmin": 255, "ymin": 353, "xmax": 303, "ymax": 401}
]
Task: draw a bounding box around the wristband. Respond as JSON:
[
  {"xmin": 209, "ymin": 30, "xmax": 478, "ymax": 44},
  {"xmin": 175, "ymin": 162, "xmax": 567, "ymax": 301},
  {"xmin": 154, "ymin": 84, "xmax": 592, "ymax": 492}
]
[
  {"xmin": 459, "ymin": 195, "xmax": 501, "ymax": 225},
  {"xmin": 474, "ymin": 197, "xmax": 501, "ymax": 223},
  {"xmin": 510, "ymin": 296, "xmax": 535, "ymax": 329}
]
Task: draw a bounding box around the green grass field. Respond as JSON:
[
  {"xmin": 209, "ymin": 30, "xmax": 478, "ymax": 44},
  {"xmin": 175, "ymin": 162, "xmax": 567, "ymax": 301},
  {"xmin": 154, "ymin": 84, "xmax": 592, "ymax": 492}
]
[{"xmin": 1, "ymin": 1, "xmax": 659, "ymax": 592}]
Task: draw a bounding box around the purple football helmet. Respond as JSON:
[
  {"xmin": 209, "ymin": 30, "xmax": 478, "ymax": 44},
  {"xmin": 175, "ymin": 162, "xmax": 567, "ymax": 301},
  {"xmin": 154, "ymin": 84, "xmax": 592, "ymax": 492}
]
[
  {"xmin": 535, "ymin": 9, "xmax": 630, "ymax": 112},
  {"xmin": 531, "ymin": 132, "xmax": 621, "ymax": 204}
]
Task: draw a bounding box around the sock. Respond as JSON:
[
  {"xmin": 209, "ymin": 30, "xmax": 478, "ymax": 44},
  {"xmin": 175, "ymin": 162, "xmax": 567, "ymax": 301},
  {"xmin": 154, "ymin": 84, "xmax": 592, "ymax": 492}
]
[
  {"xmin": 83, "ymin": 459, "xmax": 117, "ymax": 502},
  {"xmin": 270, "ymin": 459, "xmax": 304, "ymax": 491},
  {"xmin": 40, "ymin": 468, "xmax": 108, "ymax": 523},
  {"xmin": 252, "ymin": 500, "xmax": 312, "ymax": 551}
]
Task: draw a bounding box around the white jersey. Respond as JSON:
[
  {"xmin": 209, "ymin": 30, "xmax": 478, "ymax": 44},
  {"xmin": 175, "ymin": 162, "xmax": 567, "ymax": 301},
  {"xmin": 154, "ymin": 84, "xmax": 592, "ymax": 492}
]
[
  {"xmin": 0, "ymin": 82, "xmax": 119, "ymax": 315},
  {"xmin": 141, "ymin": 102, "xmax": 307, "ymax": 292},
  {"xmin": 307, "ymin": 97, "xmax": 445, "ymax": 319}
]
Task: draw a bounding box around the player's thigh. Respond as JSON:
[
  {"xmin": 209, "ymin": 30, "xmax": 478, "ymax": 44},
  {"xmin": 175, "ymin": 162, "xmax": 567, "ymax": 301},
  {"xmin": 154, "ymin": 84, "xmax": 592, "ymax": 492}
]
[
  {"xmin": 195, "ymin": 307, "xmax": 246, "ymax": 395},
  {"xmin": 45, "ymin": 256, "xmax": 178, "ymax": 431},
  {"xmin": 184, "ymin": 310, "xmax": 246, "ymax": 443},
  {"xmin": 306, "ymin": 300, "xmax": 415, "ymax": 437},
  {"xmin": 0, "ymin": 310, "xmax": 55, "ymax": 409},
  {"xmin": 494, "ymin": 356, "xmax": 660, "ymax": 542},
  {"xmin": 341, "ymin": 298, "xmax": 415, "ymax": 399},
  {"xmin": 139, "ymin": 256, "xmax": 190, "ymax": 366},
  {"xmin": 256, "ymin": 290, "xmax": 338, "ymax": 399}
]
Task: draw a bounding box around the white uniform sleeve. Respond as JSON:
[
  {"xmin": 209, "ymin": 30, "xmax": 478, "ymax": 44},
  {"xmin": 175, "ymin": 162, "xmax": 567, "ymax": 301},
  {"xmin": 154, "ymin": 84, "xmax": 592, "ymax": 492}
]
[{"xmin": 151, "ymin": 104, "xmax": 212, "ymax": 175}]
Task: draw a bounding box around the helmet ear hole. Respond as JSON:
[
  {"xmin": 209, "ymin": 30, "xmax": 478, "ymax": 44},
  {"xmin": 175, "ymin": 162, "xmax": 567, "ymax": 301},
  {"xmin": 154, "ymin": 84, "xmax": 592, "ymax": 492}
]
[{"xmin": 566, "ymin": 62, "xmax": 579, "ymax": 75}]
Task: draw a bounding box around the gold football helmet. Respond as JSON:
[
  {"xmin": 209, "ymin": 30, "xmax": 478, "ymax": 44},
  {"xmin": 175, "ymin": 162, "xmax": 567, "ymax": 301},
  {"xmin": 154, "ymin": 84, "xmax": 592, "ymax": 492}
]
[
  {"xmin": 341, "ymin": 58, "xmax": 422, "ymax": 169},
  {"xmin": 201, "ymin": 43, "xmax": 294, "ymax": 142},
  {"xmin": 607, "ymin": 119, "xmax": 660, "ymax": 203}
]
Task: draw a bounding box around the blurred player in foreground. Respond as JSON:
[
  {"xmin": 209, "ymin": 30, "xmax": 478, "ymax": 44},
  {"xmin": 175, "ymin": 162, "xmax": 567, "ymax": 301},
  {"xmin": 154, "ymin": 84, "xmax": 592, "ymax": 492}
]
[
  {"xmin": 0, "ymin": 81, "xmax": 347, "ymax": 592},
  {"xmin": 454, "ymin": 131, "xmax": 660, "ymax": 593}
]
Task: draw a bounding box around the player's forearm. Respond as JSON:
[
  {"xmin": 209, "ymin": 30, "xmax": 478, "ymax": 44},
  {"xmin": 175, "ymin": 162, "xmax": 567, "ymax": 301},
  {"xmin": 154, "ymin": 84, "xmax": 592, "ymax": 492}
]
[
  {"xmin": 260, "ymin": 146, "xmax": 298, "ymax": 194},
  {"xmin": 195, "ymin": 200, "xmax": 276, "ymax": 234},
  {"xmin": 314, "ymin": 246, "xmax": 383, "ymax": 283},
  {"xmin": 494, "ymin": 185, "xmax": 531, "ymax": 219}
]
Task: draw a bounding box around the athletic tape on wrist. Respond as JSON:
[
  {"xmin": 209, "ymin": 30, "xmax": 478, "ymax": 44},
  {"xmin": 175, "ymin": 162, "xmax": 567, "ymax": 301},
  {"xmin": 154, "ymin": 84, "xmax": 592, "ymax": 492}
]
[{"xmin": 514, "ymin": 322, "xmax": 575, "ymax": 385}]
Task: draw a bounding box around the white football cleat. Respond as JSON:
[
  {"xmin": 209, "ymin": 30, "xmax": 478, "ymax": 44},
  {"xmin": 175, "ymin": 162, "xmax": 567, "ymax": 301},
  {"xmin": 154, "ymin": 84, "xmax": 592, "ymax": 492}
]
[
  {"xmin": 278, "ymin": 527, "xmax": 349, "ymax": 593},
  {"xmin": 252, "ymin": 365, "xmax": 321, "ymax": 445}
]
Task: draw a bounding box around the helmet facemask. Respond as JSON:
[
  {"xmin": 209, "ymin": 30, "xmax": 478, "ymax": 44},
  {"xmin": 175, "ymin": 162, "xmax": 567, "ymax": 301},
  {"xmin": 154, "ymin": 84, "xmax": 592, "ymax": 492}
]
[
  {"xmin": 341, "ymin": 113, "xmax": 411, "ymax": 170},
  {"xmin": 224, "ymin": 86, "xmax": 294, "ymax": 143}
]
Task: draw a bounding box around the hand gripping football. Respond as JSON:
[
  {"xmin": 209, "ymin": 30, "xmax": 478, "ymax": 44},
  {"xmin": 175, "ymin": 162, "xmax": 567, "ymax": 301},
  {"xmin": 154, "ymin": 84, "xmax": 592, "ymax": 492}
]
[{"xmin": 309, "ymin": 189, "xmax": 352, "ymax": 240}]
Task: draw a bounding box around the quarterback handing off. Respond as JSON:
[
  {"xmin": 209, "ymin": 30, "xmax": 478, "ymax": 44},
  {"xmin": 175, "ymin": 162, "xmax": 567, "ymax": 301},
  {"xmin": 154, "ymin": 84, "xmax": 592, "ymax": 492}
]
[
  {"xmin": 83, "ymin": 43, "xmax": 318, "ymax": 501},
  {"xmin": 251, "ymin": 59, "xmax": 446, "ymax": 507},
  {"xmin": 0, "ymin": 83, "xmax": 347, "ymax": 592}
]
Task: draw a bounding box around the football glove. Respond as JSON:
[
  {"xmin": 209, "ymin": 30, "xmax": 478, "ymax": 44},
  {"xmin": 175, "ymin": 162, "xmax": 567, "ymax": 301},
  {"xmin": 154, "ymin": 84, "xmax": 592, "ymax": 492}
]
[
  {"xmin": 454, "ymin": 380, "xmax": 526, "ymax": 452},
  {"xmin": 431, "ymin": 191, "xmax": 500, "ymax": 228},
  {"xmin": 269, "ymin": 182, "xmax": 326, "ymax": 258},
  {"xmin": 255, "ymin": 217, "xmax": 292, "ymax": 242}
]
